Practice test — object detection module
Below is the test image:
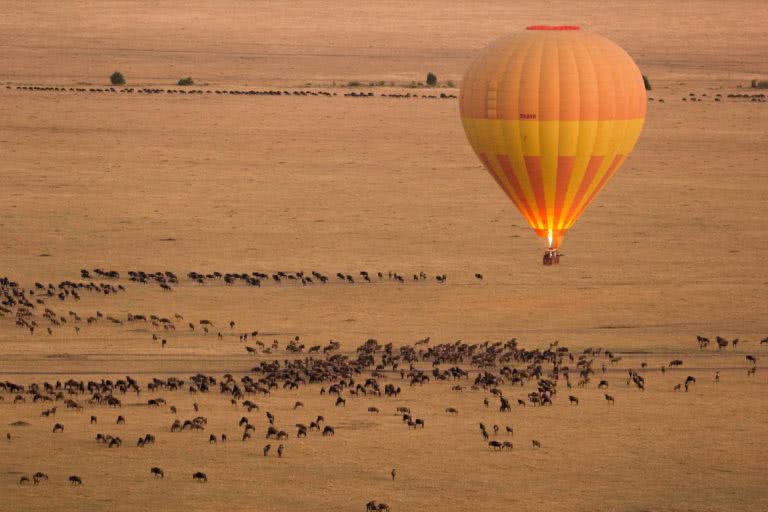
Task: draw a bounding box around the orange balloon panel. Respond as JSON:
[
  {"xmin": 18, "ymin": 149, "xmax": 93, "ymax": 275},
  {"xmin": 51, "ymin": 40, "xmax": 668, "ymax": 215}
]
[{"xmin": 460, "ymin": 26, "xmax": 646, "ymax": 249}]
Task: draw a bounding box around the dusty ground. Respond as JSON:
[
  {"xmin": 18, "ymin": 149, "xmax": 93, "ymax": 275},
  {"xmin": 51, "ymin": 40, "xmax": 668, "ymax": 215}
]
[{"xmin": 0, "ymin": 1, "xmax": 767, "ymax": 511}]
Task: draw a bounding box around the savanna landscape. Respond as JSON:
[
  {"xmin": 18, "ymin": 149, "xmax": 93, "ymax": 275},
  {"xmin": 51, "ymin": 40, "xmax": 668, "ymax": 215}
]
[{"xmin": 0, "ymin": 1, "xmax": 767, "ymax": 511}]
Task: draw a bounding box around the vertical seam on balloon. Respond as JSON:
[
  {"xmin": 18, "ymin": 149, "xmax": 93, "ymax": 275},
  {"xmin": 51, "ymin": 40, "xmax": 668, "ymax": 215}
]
[
  {"xmin": 548, "ymin": 36, "xmax": 560, "ymax": 233},
  {"xmin": 555, "ymin": 36, "xmax": 579, "ymax": 231},
  {"xmin": 536, "ymin": 36, "xmax": 547, "ymax": 229},
  {"xmin": 563, "ymin": 35, "xmax": 600, "ymax": 226},
  {"xmin": 511, "ymin": 36, "xmax": 545, "ymax": 228}
]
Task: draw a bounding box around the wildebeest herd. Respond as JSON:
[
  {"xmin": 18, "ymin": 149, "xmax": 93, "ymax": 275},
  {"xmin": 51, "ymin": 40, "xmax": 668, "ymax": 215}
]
[{"xmin": 1, "ymin": 270, "xmax": 765, "ymax": 511}]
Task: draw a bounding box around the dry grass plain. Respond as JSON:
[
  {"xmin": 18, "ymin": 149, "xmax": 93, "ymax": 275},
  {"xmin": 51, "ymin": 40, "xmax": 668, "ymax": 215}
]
[{"xmin": 1, "ymin": 1, "xmax": 767, "ymax": 511}]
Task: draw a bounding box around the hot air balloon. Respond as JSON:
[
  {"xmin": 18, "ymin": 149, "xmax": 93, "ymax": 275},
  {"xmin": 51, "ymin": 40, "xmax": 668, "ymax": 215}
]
[{"xmin": 459, "ymin": 25, "xmax": 646, "ymax": 265}]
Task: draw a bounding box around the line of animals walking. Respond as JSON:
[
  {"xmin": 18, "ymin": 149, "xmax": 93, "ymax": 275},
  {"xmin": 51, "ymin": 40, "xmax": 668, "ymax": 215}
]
[
  {"xmin": 0, "ymin": 269, "xmax": 472, "ymax": 340},
  {"xmin": 7, "ymin": 84, "xmax": 767, "ymax": 104},
  {"xmin": 4, "ymin": 85, "xmax": 457, "ymax": 100}
]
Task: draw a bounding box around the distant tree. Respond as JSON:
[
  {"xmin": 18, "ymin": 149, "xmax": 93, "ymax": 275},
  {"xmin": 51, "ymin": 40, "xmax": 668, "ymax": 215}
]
[
  {"xmin": 110, "ymin": 71, "xmax": 125, "ymax": 86},
  {"xmin": 426, "ymin": 72, "xmax": 437, "ymax": 86},
  {"xmin": 642, "ymin": 74, "xmax": 651, "ymax": 91},
  {"xmin": 178, "ymin": 76, "xmax": 194, "ymax": 86}
]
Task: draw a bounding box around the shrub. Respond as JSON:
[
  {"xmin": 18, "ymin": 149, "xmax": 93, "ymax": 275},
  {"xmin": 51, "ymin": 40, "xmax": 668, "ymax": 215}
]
[
  {"xmin": 347, "ymin": 81, "xmax": 361, "ymax": 87},
  {"xmin": 177, "ymin": 76, "xmax": 194, "ymax": 86},
  {"xmin": 445, "ymin": 80, "xmax": 455, "ymax": 88},
  {"xmin": 110, "ymin": 71, "xmax": 125, "ymax": 86},
  {"xmin": 642, "ymin": 74, "xmax": 651, "ymax": 91},
  {"xmin": 426, "ymin": 72, "xmax": 437, "ymax": 86}
]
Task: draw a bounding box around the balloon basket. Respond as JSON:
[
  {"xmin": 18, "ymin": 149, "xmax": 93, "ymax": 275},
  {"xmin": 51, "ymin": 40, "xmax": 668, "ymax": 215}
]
[{"xmin": 542, "ymin": 249, "xmax": 562, "ymax": 266}]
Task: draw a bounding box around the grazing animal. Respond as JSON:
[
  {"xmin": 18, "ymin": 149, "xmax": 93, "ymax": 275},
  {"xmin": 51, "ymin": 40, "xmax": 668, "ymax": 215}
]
[
  {"xmin": 391, "ymin": 468, "xmax": 396, "ymax": 481},
  {"xmin": 505, "ymin": 426, "xmax": 513, "ymax": 435},
  {"xmin": 568, "ymin": 395, "xmax": 579, "ymax": 405},
  {"xmin": 116, "ymin": 415, "xmax": 125, "ymax": 425},
  {"xmin": 322, "ymin": 425, "xmax": 335, "ymax": 436},
  {"xmin": 52, "ymin": 423, "xmax": 64, "ymax": 433},
  {"xmin": 277, "ymin": 444, "xmax": 284, "ymax": 458},
  {"xmin": 90, "ymin": 416, "xmax": 97, "ymax": 424},
  {"xmin": 68, "ymin": 475, "xmax": 82, "ymax": 486},
  {"xmin": 151, "ymin": 467, "xmax": 164, "ymax": 478},
  {"xmin": 445, "ymin": 407, "xmax": 458, "ymax": 415},
  {"xmin": 604, "ymin": 394, "xmax": 615, "ymax": 404},
  {"xmin": 489, "ymin": 440, "xmax": 503, "ymax": 450},
  {"xmin": 532, "ymin": 439, "xmax": 541, "ymax": 449},
  {"xmin": 263, "ymin": 444, "xmax": 271, "ymax": 456},
  {"xmin": 684, "ymin": 376, "xmax": 696, "ymax": 391},
  {"xmin": 192, "ymin": 472, "xmax": 208, "ymax": 483}
]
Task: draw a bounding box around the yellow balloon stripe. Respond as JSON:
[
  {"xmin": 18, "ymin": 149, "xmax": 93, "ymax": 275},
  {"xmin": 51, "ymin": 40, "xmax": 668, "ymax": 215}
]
[{"xmin": 460, "ymin": 117, "xmax": 645, "ymax": 234}]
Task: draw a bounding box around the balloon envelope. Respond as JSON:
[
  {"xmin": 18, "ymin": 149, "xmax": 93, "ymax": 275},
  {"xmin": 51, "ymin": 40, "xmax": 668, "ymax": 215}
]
[{"xmin": 459, "ymin": 26, "xmax": 646, "ymax": 249}]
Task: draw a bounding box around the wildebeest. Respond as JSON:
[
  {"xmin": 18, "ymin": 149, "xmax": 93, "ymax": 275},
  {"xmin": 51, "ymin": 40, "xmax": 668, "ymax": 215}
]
[
  {"xmin": 68, "ymin": 475, "xmax": 82, "ymax": 485},
  {"xmin": 532, "ymin": 439, "xmax": 541, "ymax": 449},
  {"xmin": 604, "ymin": 394, "xmax": 615, "ymax": 404},
  {"xmin": 322, "ymin": 425, "xmax": 335, "ymax": 436},
  {"xmin": 192, "ymin": 471, "xmax": 208, "ymax": 483},
  {"xmin": 151, "ymin": 467, "xmax": 164, "ymax": 478},
  {"xmin": 52, "ymin": 423, "xmax": 64, "ymax": 433},
  {"xmin": 568, "ymin": 395, "xmax": 579, "ymax": 405}
]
